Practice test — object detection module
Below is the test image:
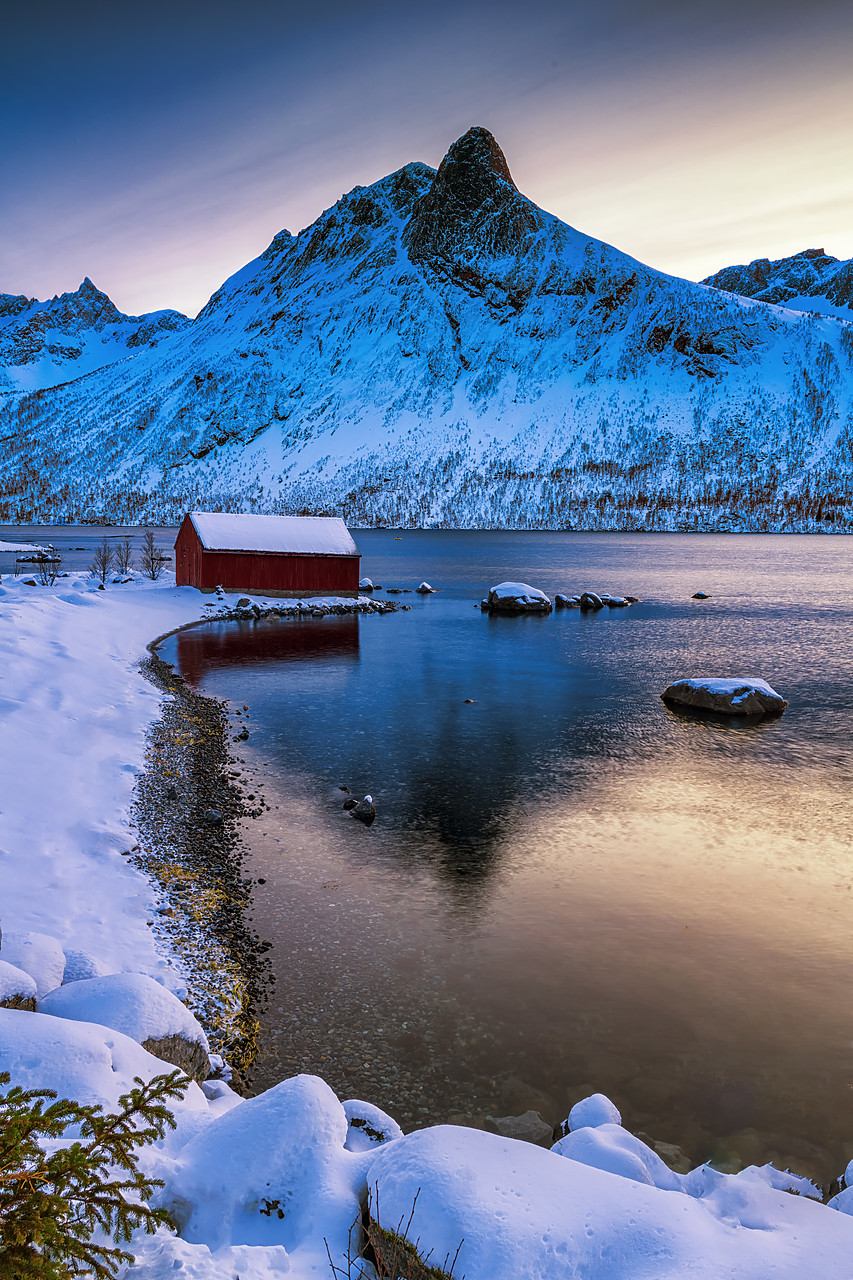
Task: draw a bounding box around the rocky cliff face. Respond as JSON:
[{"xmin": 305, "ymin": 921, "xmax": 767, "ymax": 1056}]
[
  {"xmin": 0, "ymin": 277, "xmax": 189, "ymax": 393},
  {"xmin": 703, "ymin": 249, "xmax": 853, "ymax": 322},
  {"xmin": 1, "ymin": 129, "xmax": 853, "ymax": 530}
]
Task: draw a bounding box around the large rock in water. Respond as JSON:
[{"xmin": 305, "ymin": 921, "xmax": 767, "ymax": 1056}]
[
  {"xmin": 485, "ymin": 582, "xmax": 552, "ymax": 613},
  {"xmin": 39, "ymin": 972, "xmax": 211, "ymax": 1081},
  {"xmin": 662, "ymin": 678, "xmax": 787, "ymax": 717}
]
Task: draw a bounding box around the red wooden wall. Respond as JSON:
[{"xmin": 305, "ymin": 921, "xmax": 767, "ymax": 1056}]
[{"xmin": 174, "ymin": 516, "xmax": 360, "ymax": 596}]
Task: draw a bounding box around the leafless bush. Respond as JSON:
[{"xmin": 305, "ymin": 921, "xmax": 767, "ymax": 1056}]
[
  {"xmin": 88, "ymin": 537, "xmax": 114, "ymax": 586},
  {"xmin": 140, "ymin": 529, "xmax": 165, "ymax": 580},
  {"xmin": 115, "ymin": 535, "xmax": 134, "ymax": 574},
  {"xmin": 36, "ymin": 549, "xmax": 61, "ymax": 586}
]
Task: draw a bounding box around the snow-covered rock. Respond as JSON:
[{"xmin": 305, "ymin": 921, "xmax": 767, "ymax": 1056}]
[
  {"xmin": 485, "ymin": 582, "xmax": 552, "ymax": 613},
  {"xmin": 565, "ymin": 1091, "xmax": 622, "ymax": 1132},
  {"xmin": 829, "ymin": 1186, "xmax": 853, "ymax": 1215},
  {"xmin": 351, "ymin": 794, "xmax": 376, "ymax": 825},
  {"xmin": 0, "ymin": 958, "xmax": 38, "ymax": 1010},
  {"xmin": 39, "ymin": 972, "xmax": 211, "ymax": 1080},
  {"xmin": 366, "ymin": 1124, "xmax": 853, "ymax": 1280},
  {"xmin": 661, "ymin": 677, "xmax": 788, "ymax": 717},
  {"xmin": 168, "ymin": 1074, "xmax": 362, "ymax": 1256},
  {"xmin": 342, "ymin": 1098, "xmax": 403, "ymax": 1151},
  {"xmin": 358, "ymin": 577, "xmax": 374, "ymax": 590},
  {"xmin": 61, "ymin": 947, "xmax": 111, "ymax": 983},
  {"xmin": 416, "ymin": 581, "xmax": 435, "ymax": 593},
  {"xmin": 552, "ymin": 1122, "xmax": 684, "ymax": 1191},
  {"xmin": 0, "ymin": 930, "xmax": 65, "ymax": 997}
]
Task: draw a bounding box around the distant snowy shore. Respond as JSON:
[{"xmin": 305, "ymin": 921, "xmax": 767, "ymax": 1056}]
[{"xmin": 3, "ymin": 571, "xmax": 853, "ymax": 1278}]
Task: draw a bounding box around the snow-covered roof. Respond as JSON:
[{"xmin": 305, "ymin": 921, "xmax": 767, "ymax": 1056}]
[{"xmin": 187, "ymin": 512, "xmax": 359, "ymax": 557}]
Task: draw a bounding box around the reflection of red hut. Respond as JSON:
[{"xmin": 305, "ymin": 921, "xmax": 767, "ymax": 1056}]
[{"xmin": 174, "ymin": 512, "xmax": 361, "ymax": 596}]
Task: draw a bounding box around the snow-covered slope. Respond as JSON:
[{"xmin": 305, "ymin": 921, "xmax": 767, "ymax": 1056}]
[
  {"xmin": 2, "ymin": 128, "xmax": 853, "ymax": 530},
  {"xmin": 703, "ymin": 249, "xmax": 853, "ymax": 325},
  {"xmin": 0, "ymin": 276, "xmax": 189, "ymax": 393}
]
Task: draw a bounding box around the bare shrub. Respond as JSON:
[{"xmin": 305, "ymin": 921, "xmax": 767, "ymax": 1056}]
[
  {"xmin": 89, "ymin": 537, "xmax": 115, "ymax": 586},
  {"xmin": 115, "ymin": 535, "xmax": 134, "ymax": 575},
  {"xmin": 36, "ymin": 549, "xmax": 62, "ymax": 586},
  {"xmin": 140, "ymin": 530, "xmax": 165, "ymax": 581}
]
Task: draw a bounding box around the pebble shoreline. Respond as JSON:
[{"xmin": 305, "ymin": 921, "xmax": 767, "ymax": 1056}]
[{"xmin": 134, "ymin": 644, "xmax": 274, "ymax": 1081}]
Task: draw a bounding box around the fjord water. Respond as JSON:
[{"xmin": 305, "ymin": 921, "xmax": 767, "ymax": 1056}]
[{"xmin": 166, "ymin": 532, "xmax": 853, "ymax": 1179}]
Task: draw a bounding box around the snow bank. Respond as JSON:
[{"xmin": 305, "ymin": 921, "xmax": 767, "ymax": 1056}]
[
  {"xmin": 0, "ymin": 572, "xmax": 210, "ymax": 978},
  {"xmin": 367, "ymin": 1124, "xmax": 853, "ymax": 1280},
  {"xmin": 0, "ymin": 1007, "xmax": 208, "ymax": 1129},
  {"xmin": 0, "ymin": 539, "xmax": 50, "ymax": 553},
  {"xmin": 553, "ymin": 1122, "xmax": 683, "ymax": 1191}
]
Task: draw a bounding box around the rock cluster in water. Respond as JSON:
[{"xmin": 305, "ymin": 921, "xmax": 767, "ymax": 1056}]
[
  {"xmin": 554, "ymin": 592, "xmax": 639, "ymax": 609},
  {"xmin": 216, "ymin": 597, "xmax": 398, "ymax": 621}
]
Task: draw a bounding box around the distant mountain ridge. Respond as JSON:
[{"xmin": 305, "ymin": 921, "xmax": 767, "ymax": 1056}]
[
  {"xmin": 0, "ymin": 277, "xmax": 189, "ymax": 392},
  {"xmin": 1, "ymin": 127, "xmax": 852, "ymax": 531},
  {"xmin": 703, "ymin": 249, "xmax": 853, "ymax": 323}
]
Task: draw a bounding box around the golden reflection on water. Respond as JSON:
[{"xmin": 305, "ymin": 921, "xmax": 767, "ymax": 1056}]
[{"xmin": 242, "ymin": 738, "xmax": 853, "ymax": 1186}]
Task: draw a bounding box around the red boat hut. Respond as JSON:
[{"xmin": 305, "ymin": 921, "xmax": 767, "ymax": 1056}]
[{"xmin": 174, "ymin": 511, "xmax": 361, "ymax": 597}]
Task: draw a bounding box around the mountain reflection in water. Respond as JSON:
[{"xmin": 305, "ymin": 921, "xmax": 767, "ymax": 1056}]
[{"xmin": 163, "ymin": 532, "xmax": 853, "ymax": 1186}]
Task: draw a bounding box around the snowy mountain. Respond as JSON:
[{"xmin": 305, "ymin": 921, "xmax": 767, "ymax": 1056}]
[
  {"xmin": 2, "ymin": 127, "xmax": 853, "ymax": 530},
  {"xmin": 703, "ymin": 249, "xmax": 853, "ymax": 324},
  {"xmin": 0, "ymin": 277, "xmax": 189, "ymax": 393}
]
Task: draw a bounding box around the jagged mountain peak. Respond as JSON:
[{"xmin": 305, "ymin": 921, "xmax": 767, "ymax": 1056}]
[
  {"xmin": 405, "ymin": 126, "xmax": 541, "ymax": 263},
  {"xmin": 74, "ymin": 276, "xmax": 111, "ymax": 301},
  {"xmin": 704, "ymin": 247, "xmax": 852, "ymax": 320},
  {"xmin": 436, "ymin": 126, "xmax": 517, "ymax": 193},
  {"xmin": 0, "ymin": 274, "xmax": 189, "ymax": 392}
]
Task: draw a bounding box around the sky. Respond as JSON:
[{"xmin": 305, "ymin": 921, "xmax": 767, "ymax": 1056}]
[{"xmin": 2, "ymin": 0, "xmax": 852, "ymax": 318}]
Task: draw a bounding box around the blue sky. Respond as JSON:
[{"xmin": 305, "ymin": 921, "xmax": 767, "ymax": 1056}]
[{"xmin": 3, "ymin": 0, "xmax": 851, "ymax": 316}]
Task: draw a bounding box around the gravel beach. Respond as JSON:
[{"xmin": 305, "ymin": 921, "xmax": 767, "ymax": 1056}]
[{"xmin": 133, "ymin": 643, "xmax": 274, "ymax": 1082}]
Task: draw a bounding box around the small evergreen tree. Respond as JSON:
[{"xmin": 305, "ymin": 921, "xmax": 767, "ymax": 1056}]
[{"xmin": 0, "ymin": 1068, "xmax": 188, "ymax": 1278}]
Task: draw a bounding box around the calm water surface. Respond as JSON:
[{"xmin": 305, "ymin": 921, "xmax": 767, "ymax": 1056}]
[{"xmin": 163, "ymin": 532, "xmax": 853, "ymax": 1181}]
